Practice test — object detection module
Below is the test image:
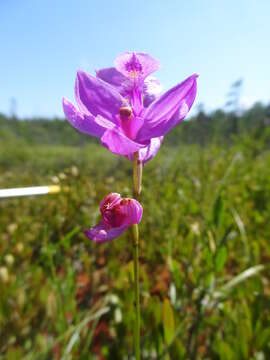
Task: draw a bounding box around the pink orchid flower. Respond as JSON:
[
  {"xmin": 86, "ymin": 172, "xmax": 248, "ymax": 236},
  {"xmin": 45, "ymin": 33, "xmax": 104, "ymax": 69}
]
[
  {"xmin": 63, "ymin": 52, "xmax": 198, "ymax": 163},
  {"xmin": 84, "ymin": 193, "xmax": 143, "ymax": 243}
]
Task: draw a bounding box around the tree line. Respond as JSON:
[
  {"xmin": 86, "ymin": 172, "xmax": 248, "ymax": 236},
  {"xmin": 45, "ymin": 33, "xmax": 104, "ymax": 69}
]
[{"xmin": 0, "ymin": 102, "xmax": 269, "ymax": 147}]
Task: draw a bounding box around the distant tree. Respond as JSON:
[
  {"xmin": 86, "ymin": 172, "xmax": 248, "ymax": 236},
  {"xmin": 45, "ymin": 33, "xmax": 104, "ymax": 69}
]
[
  {"xmin": 264, "ymin": 104, "xmax": 270, "ymax": 126},
  {"xmin": 225, "ymin": 79, "xmax": 243, "ymax": 114},
  {"xmin": 9, "ymin": 97, "xmax": 18, "ymax": 120},
  {"xmin": 196, "ymin": 103, "xmax": 210, "ymax": 146},
  {"xmin": 225, "ymin": 79, "xmax": 243, "ymax": 134}
]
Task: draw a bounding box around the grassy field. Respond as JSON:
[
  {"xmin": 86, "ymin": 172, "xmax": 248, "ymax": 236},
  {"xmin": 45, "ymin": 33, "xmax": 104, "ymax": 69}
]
[{"xmin": 0, "ymin": 133, "xmax": 270, "ymax": 359}]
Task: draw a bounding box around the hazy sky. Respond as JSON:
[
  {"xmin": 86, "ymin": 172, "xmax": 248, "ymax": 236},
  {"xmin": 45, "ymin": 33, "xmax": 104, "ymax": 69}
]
[{"xmin": 0, "ymin": 0, "xmax": 269, "ymax": 118}]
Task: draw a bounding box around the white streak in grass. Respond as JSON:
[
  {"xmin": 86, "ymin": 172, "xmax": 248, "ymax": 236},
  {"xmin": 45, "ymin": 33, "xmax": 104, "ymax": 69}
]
[{"xmin": 0, "ymin": 185, "xmax": 61, "ymax": 198}]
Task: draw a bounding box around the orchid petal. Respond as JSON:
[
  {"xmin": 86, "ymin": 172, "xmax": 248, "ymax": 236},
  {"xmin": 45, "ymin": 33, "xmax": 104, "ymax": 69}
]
[
  {"xmin": 101, "ymin": 126, "xmax": 146, "ymax": 156},
  {"xmin": 127, "ymin": 137, "xmax": 163, "ymax": 164},
  {"xmin": 120, "ymin": 115, "xmax": 144, "ymax": 140},
  {"xmin": 96, "ymin": 114, "xmax": 144, "ymax": 144},
  {"xmin": 168, "ymin": 81, "xmax": 198, "ymax": 128},
  {"xmin": 94, "ymin": 115, "xmax": 115, "ymax": 130},
  {"xmin": 75, "ymin": 70, "xmax": 125, "ymax": 123},
  {"xmin": 84, "ymin": 221, "xmax": 127, "ymax": 243},
  {"xmin": 143, "ymin": 76, "xmax": 163, "ymax": 107},
  {"xmin": 119, "ymin": 198, "xmax": 143, "ymax": 226},
  {"xmin": 95, "ymin": 115, "xmax": 145, "ymax": 154},
  {"xmin": 85, "ymin": 194, "xmax": 143, "ymax": 243},
  {"xmin": 100, "ymin": 193, "xmax": 123, "ymax": 227},
  {"xmin": 95, "ymin": 67, "xmax": 131, "ymax": 94},
  {"xmin": 139, "ymin": 136, "xmax": 163, "ymax": 163},
  {"xmin": 137, "ymin": 74, "xmax": 198, "ymax": 141},
  {"xmin": 100, "ymin": 192, "xmax": 122, "ymax": 212},
  {"xmin": 115, "ymin": 52, "xmax": 160, "ymax": 81},
  {"xmin": 62, "ymin": 97, "xmax": 104, "ymax": 137}
]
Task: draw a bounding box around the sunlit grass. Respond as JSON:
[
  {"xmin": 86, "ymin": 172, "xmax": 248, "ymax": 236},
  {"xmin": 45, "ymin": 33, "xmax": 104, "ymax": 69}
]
[{"xmin": 0, "ymin": 134, "xmax": 270, "ymax": 359}]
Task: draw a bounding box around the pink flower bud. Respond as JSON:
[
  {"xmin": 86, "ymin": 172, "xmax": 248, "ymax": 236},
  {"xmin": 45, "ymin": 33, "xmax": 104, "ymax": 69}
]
[{"xmin": 84, "ymin": 193, "xmax": 143, "ymax": 243}]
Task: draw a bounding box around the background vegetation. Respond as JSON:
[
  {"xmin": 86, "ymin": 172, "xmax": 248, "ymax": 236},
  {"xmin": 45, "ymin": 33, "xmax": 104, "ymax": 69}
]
[{"xmin": 0, "ymin": 103, "xmax": 270, "ymax": 359}]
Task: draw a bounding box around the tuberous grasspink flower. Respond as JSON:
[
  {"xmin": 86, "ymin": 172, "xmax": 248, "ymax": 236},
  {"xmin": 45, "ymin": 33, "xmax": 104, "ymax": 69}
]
[
  {"xmin": 63, "ymin": 51, "xmax": 198, "ymax": 163},
  {"xmin": 84, "ymin": 193, "xmax": 143, "ymax": 243}
]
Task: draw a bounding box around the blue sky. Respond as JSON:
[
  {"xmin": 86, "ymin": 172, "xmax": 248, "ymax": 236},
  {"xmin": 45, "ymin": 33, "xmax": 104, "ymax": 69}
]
[{"xmin": 0, "ymin": 0, "xmax": 269, "ymax": 118}]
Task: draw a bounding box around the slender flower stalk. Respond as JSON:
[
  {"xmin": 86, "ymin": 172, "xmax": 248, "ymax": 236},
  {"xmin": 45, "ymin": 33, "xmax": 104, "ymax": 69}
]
[{"xmin": 132, "ymin": 151, "xmax": 142, "ymax": 360}]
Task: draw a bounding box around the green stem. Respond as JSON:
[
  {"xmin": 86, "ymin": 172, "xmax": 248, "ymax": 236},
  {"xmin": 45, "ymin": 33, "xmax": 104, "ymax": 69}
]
[
  {"xmin": 132, "ymin": 223, "xmax": 140, "ymax": 360},
  {"xmin": 132, "ymin": 152, "xmax": 142, "ymax": 360}
]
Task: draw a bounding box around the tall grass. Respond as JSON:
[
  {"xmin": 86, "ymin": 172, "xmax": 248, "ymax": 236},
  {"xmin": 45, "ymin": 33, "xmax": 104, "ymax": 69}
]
[{"xmin": 0, "ymin": 133, "xmax": 270, "ymax": 359}]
